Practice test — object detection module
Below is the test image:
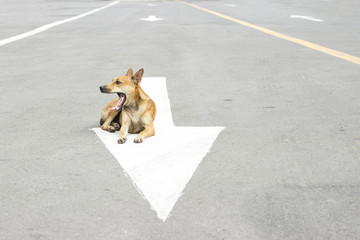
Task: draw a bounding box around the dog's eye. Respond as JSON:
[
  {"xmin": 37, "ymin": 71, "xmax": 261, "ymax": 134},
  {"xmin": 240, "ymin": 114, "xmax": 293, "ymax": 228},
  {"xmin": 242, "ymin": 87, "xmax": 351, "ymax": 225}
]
[{"xmin": 115, "ymin": 80, "xmax": 121, "ymax": 84}]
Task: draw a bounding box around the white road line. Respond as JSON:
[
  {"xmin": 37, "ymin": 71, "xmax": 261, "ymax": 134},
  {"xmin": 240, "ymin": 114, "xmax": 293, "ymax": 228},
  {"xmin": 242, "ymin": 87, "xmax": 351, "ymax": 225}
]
[
  {"xmin": 290, "ymin": 15, "xmax": 324, "ymax": 22},
  {"xmin": 0, "ymin": 1, "xmax": 119, "ymax": 47},
  {"xmin": 225, "ymin": 4, "xmax": 237, "ymax": 7},
  {"xmin": 93, "ymin": 78, "xmax": 224, "ymax": 221}
]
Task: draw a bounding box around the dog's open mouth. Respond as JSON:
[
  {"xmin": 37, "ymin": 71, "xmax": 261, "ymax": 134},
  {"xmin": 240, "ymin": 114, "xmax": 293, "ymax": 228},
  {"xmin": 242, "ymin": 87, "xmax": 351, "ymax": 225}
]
[{"xmin": 109, "ymin": 93, "xmax": 126, "ymax": 112}]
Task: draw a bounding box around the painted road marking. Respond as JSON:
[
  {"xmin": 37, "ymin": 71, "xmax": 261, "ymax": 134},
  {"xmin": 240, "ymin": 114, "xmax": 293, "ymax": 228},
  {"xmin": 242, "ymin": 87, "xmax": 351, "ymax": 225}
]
[
  {"xmin": 177, "ymin": 1, "xmax": 360, "ymax": 65},
  {"xmin": 147, "ymin": 3, "xmax": 157, "ymax": 7},
  {"xmin": 291, "ymin": 15, "xmax": 324, "ymax": 22},
  {"xmin": 0, "ymin": 1, "xmax": 119, "ymax": 47},
  {"xmin": 140, "ymin": 15, "xmax": 164, "ymax": 22},
  {"xmin": 93, "ymin": 78, "xmax": 224, "ymax": 221},
  {"xmin": 225, "ymin": 4, "xmax": 237, "ymax": 7}
]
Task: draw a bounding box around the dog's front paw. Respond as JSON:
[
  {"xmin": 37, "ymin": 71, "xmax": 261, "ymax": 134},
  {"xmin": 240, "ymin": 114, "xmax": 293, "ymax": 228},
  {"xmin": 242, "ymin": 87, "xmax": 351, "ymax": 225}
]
[
  {"xmin": 118, "ymin": 137, "xmax": 127, "ymax": 144},
  {"xmin": 108, "ymin": 126, "xmax": 116, "ymax": 132},
  {"xmin": 134, "ymin": 137, "xmax": 143, "ymax": 143}
]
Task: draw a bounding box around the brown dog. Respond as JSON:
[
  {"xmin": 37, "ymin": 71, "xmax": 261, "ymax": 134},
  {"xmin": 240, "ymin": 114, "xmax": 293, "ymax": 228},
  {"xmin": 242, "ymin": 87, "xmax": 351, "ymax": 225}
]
[{"xmin": 99, "ymin": 68, "xmax": 156, "ymax": 144}]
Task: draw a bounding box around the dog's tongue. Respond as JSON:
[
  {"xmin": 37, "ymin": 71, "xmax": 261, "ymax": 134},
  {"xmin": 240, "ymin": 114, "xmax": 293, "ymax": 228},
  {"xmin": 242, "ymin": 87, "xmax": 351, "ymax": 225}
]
[{"xmin": 109, "ymin": 93, "xmax": 126, "ymax": 112}]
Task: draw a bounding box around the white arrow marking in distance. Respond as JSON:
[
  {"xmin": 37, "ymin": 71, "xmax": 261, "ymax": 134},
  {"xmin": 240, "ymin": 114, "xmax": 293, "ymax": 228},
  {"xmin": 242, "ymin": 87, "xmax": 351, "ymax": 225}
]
[
  {"xmin": 93, "ymin": 78, "xmax": 224, "ymax": 221},
  {"xmin": 290, "ymin": 15, "xmax": 324, "ymax": 22},
  {"xmin": 140, "ymin": 15, "xmax": 164, "ymax": 22}
]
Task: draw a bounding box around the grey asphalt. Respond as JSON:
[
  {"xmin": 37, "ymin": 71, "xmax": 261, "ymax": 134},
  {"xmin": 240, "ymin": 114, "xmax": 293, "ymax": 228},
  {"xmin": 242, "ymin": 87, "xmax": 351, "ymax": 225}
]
[{"xmin": 1, "ymin": 0, "xmax": 359, "ymax": 239}]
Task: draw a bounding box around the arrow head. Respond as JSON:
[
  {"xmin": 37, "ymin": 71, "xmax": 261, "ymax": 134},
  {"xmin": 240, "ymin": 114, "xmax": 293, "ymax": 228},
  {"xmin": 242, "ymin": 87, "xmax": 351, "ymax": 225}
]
[{"xmin": 93, "ymin": 126, "xmax": 224, "ymax": 221}]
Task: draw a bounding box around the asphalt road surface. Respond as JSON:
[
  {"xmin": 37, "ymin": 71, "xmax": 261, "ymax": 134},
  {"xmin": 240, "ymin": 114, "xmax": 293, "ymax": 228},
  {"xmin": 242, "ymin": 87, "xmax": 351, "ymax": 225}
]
[{"xmin": 1, "ymin": 0, "xmax": 359, "ymax": 239}]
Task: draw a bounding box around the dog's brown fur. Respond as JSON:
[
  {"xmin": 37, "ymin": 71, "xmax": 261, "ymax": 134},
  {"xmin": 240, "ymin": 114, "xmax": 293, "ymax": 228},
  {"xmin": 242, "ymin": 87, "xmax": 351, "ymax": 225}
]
[{"xmin": 99, "ymin": 68, "xmax": 156, "ymax": 144}]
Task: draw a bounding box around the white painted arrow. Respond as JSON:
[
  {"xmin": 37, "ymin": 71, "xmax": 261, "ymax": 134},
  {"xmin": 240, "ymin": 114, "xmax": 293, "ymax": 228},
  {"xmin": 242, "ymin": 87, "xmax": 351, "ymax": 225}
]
[
  {"xmin": 93, "ymin": 78, "xmax": 224, "ymax": 221},
  {"xmin": 290, "ymin": 15, "xmax": 324, "ymax": 22},
  {"xmin": 140, "ymin": 15, "xmax": 164, "ymax": 22}
]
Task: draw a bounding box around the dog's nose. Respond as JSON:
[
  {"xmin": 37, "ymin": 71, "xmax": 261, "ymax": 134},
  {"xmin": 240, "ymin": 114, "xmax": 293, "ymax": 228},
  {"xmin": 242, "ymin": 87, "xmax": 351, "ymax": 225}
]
[{"xmin": 99, "ymin": 85, "xmax": 105, "ymax": 93}]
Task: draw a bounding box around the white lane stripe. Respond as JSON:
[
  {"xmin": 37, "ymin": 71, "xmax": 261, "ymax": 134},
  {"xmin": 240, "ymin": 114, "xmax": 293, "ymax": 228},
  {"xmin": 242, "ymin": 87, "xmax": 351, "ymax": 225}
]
[
  {"xmin": 290, "ymin": 15, "xmax": 324, "ymax": 22},
  {"xmin": 0, "ymin": 1, "xmax": 119, "ymax": 47}
]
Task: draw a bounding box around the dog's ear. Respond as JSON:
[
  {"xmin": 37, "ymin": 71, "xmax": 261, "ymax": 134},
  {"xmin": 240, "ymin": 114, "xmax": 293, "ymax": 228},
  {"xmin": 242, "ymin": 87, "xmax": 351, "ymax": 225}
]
[
  {"xmin": 125, "ymin": 68, "xmax": 133, "ymax": 77},
  {"xmin": 131, "ymin": 68, "xmax": 144, "ymax": 85}
]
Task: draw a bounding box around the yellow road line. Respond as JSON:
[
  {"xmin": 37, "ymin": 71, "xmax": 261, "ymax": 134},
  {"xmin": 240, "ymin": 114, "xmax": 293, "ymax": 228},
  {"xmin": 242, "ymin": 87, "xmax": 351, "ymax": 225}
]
[{"xmin": 177, "ymin": 1, "xmax": 360, "ymax": 65}]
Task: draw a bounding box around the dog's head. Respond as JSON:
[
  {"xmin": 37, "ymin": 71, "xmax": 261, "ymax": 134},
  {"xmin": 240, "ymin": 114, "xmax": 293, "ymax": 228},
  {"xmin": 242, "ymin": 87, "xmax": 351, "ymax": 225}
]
[
  {"xmin": 100, "ymin": 68, "xmax": 144, "ymax": 111},
  {"xmin": 100, "ymin": 68, "xmax": 144, "ymax": 95}
]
